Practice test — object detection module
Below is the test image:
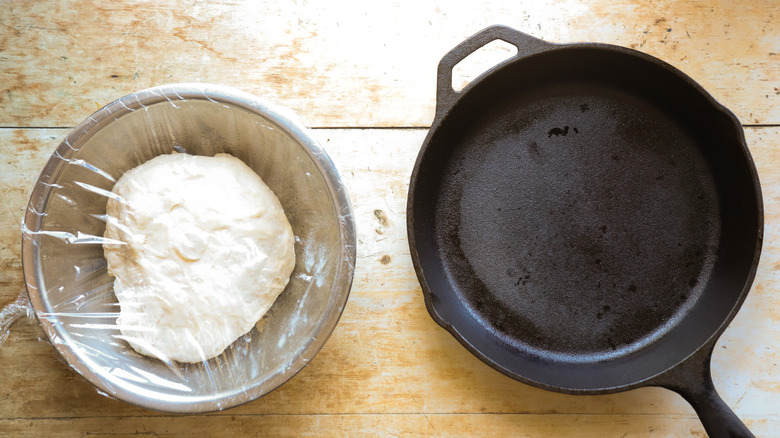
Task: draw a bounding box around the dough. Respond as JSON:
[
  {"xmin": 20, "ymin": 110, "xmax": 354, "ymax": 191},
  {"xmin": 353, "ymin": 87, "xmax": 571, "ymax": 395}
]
[{"xmin": 103, "ymin": 153, "xmax": 295, "ymax": 363}]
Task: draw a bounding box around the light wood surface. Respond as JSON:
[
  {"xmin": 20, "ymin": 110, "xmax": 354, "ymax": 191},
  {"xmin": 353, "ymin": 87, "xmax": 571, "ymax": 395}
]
[
  {"xmin": 1, "ymin": 1, "xmax": 779, "ymax": 436},
  {"xmin": 1, "ymin": 0, "xmax": 778, "ymax": 128}
]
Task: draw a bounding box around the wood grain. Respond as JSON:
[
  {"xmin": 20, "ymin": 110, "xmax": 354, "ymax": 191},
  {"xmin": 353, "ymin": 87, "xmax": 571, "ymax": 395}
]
[
  {"xmin": 2, "ymin": 0, "xmax": 779, "ymax": 435},
  {"xmin": 1, "ymin": 127, "xmax": 779, "ymax": 436},
  {"xmin": 0, "ymin": 414, "xmax": 726, "ymax": 438},
  {"xmin": 0, "ymin": 0, "xmax": 778, "ymax": 128}
]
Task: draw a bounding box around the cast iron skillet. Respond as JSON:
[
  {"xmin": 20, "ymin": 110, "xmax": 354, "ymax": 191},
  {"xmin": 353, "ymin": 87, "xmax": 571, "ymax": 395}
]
[{"xmin": 407, "ymin": 25, "xmax": 762, "ymax": 436}]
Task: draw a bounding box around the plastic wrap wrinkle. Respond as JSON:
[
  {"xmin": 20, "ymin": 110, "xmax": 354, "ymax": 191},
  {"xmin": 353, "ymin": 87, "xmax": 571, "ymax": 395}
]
[
  {"xmin": 39, "ymin": 182, "xmax": 64, "ymax": 189},
  {"xmin": 73, "ymin": 181, "xmax": 123, "ymax": 201},
  {"xmin": 119, "ymin": 100, "xmax": 136, "ymax": 113},
  {"xmin": 64, "ymin": 138, "xmax": 77, "ymax": 152},
  {"xmin": 27, "ymin": 204, "xmax": 48, "ymax": 216},
  {"xmin": 171, "ymin": 87, "xmax": 185, "ymax": 101},
  {"xmin": 52, "ymin": 151, "xmax": 115, "ymax": 182},
  {"xmin": 128, "ymin": 366, "xmax": 192, "ymax": 392},
  {"xmin": 55, "ymin": 194, "xmax": 76, "ymax": 207},
  {"xmin": 22, "ymin": 223, "xmax": 124, "ymax": 246},
  {"xmin": 159, "ymin": 89, "xmax": 180, "ymax": 109},
  {"xmin": 0, "ymin": 290, "xmax": 34, "ymax": 348}
]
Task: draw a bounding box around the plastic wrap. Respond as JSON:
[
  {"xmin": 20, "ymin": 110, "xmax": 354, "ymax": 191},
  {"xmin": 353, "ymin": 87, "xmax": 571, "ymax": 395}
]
[
  {"xmin": 0, "ymin": 290, "xmax": 33, "ymax": 348},
  {"xmin": 19, "ymin": 84, "xmax": 356, "ymax": 413}
]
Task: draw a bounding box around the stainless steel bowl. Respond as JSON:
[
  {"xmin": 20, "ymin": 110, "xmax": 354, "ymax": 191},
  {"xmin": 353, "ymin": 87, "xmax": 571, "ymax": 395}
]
[{"xmin": 21, "ymin": 84, "xmax": 356, "ymax": 413}]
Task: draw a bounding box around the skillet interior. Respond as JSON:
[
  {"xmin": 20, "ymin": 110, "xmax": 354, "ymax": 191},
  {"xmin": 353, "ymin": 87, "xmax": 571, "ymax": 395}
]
[{"xmin": 410, "ymin": 46, "xmax": 761, "ymax": 391}]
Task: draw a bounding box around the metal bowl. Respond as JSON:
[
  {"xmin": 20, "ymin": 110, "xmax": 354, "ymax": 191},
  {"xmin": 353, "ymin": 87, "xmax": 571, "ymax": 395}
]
[{"xmin": 21, "ymin": 83, "xmax": 356, "ymax": 413}]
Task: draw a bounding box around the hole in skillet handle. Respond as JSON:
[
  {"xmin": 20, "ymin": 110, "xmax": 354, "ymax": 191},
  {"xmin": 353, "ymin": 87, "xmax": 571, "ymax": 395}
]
[
  {"xmin": 650, "ymin": 340, "xmax": 754, "ymax": 437},
  {"xmin": 451, "ymin": 40, "xmax": 518, "ymax": 92},
  {"xmin": 434, "ymin": 25, "xmax": 554, "ymax": 125}
]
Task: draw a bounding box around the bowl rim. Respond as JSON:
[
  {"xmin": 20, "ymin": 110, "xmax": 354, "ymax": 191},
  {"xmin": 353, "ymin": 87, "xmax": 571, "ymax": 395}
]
[{"xmin": 21, "ymin": 83, "xmax": 357, "ymax": 413}]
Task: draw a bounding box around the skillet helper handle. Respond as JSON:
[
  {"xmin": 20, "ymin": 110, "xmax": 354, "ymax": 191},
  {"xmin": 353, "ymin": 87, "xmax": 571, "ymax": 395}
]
[
  {"xmin": 434, "ymin": 25, "xmax": 552, "ymax": 122},
  {"xmin": 655, "ymin": 342, "xmax": 754, "ymax": 437}
]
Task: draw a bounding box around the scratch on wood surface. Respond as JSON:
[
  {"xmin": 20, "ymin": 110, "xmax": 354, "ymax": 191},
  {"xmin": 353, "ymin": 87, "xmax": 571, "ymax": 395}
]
[
  {"xmin": 733, "ymin": 388, "xmax": 749, "ymax": 408},
  {"xmin": 410, "ymin": 394, "xmax": 436, "ymax": 433},
  {"xmin": 0, "ymin": 189, "xmax": 21, "ymax": 229}
]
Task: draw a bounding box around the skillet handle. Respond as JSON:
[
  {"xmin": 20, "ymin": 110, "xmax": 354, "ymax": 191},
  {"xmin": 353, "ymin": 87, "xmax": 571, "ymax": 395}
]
[
  {"xmin": 435, "ymin": 25, "xmax": 552, "ymax": 123},
  {"xmin": 653, "ymin": 342, "xmax": 754, "ymax": 437}
]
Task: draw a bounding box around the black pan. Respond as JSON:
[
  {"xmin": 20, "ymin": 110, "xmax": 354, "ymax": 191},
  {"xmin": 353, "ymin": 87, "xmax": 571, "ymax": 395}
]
[{"xmin": 407, "ymin": 25, "xmax": 762, "ymax": 437}]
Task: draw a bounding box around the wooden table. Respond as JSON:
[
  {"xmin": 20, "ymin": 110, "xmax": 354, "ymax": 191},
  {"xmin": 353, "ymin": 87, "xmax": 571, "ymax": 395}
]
[{"xmin": 1, "ymin": 1, "xmax": 779, "ymax": 436}]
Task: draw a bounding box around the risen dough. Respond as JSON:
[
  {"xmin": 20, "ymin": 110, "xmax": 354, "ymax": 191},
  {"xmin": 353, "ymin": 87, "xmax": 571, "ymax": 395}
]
[{"xmin": 103, "ymin": 153, "xmax": 295, "ymax": 363}]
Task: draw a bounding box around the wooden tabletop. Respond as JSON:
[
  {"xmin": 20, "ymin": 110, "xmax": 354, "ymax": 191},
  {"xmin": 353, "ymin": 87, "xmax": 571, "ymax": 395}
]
[{"xmin": 1, "ymin": 1, "xmax": 779, "ymax": 436}]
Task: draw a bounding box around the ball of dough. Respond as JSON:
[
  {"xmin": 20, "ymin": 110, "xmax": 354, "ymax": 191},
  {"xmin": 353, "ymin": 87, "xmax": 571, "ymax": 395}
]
[{"xmin": 103, "ymin": 153, "xmax": 295, "ymax": 363}]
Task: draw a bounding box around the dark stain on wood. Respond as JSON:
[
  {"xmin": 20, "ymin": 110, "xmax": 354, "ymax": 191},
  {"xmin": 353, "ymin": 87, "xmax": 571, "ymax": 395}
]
[{"xmin": 374, "ymin": 209, "xmax": 388, "ymax": 227}]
